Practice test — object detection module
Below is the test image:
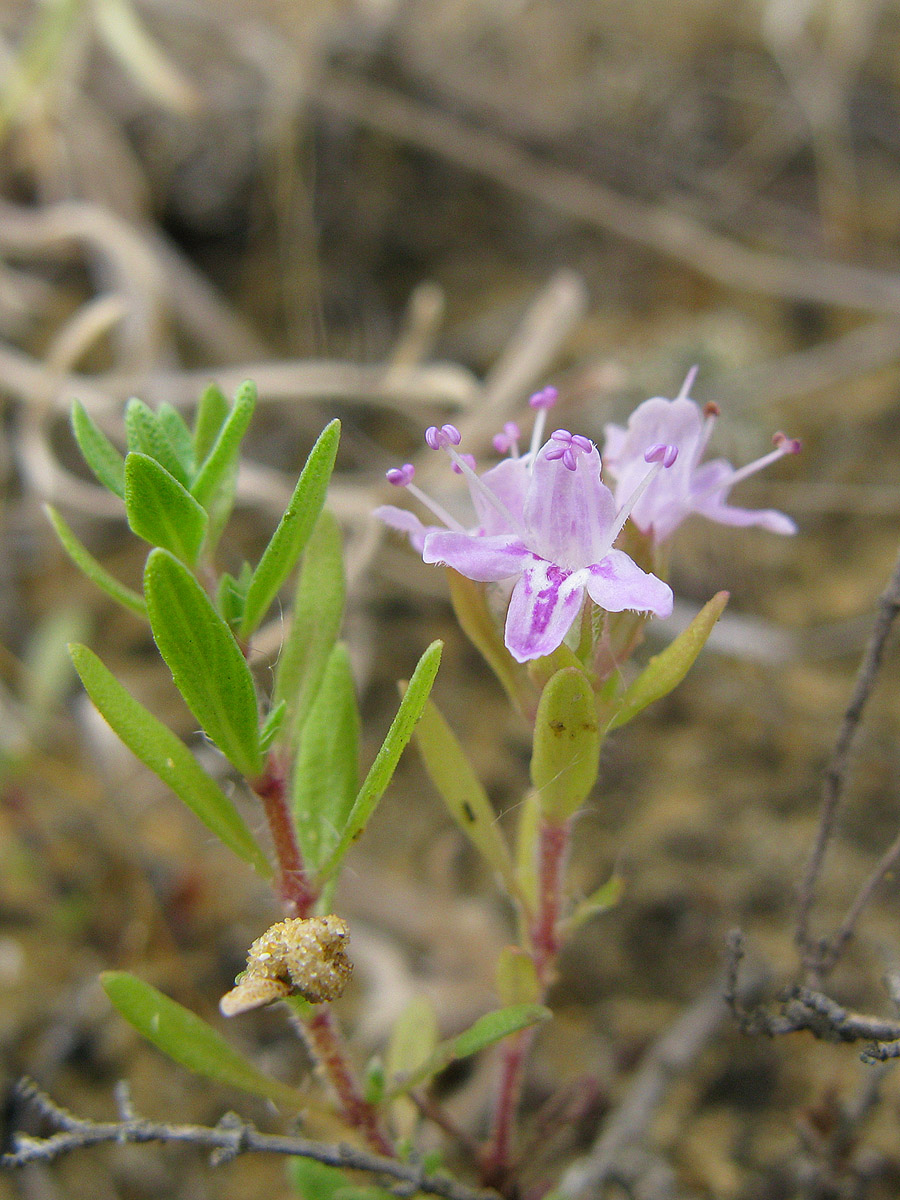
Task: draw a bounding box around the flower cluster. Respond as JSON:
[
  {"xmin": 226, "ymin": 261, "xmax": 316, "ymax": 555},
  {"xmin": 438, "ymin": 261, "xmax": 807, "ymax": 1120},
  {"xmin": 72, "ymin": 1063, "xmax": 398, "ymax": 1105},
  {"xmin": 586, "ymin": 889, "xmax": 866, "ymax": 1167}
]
[{"xmin": 376, "ymin": 377, "xmax": 798, "ymax": 664}]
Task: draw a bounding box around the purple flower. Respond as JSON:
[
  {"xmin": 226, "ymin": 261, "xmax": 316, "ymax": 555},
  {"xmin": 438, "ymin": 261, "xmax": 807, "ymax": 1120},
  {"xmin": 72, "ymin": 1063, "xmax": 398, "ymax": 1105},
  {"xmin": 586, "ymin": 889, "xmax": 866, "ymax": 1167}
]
[
  {"xmin": 603, "ymin": 384, "xmax": 800, "ymax": 543},
  {"xmin": 376, "ymin": 420, "xmax": 673, "ymax": 663}
]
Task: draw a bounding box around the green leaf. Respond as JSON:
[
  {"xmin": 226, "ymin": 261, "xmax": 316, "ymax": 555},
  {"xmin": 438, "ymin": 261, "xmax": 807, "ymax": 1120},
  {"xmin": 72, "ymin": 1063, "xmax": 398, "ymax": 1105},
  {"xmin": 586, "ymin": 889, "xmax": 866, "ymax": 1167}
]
[
  {"xmin": 385, "ymin": 1003, "xmax": 550, "ymax": 1097},
  {"xmin": 193, "ymin": 381, "xmax": 230, "ymax": 462},
  {"xmin": 260, "ymin": 699, "xmax": 287, "ymax": 753},
  {"xmin": 287, "ymin": 1159, "xmax": 352, "ymax": 1200},
  {"xmin": 156, "ymin": 403, "xmax": 195, "ymax": 480},
  {"xmin": 101, "ymin": 972, "xmax": 302, "ymax": 1107},
  {"xmin": 71, "ymin": 399, "xmax": 125, "ymax": 497},
  {"xmin": 274, "ymin": 509, "xmax": 345, "ymax": 751},
  {"xmin": 46, "ymin": 506, "xmax": 147, "ymax": 617},
  {"xmin": 291, "ymin": 643, "xmax": 359, "ymax": 871},
  {"xmin": 69, "ymin": 644, "xmax": 269, "ymax": 873},
  {"xmin": 239, "ymin": 420, "xmax": 340, "ymax": 639},
  {"xmin": 410, "ymin": 697, "xmax": 517, "ymax": 896},
  {"xmin": 191, "ymin": 379, "xmax": 257, "ymax": 509},
  {"xmin": 143, "ymin": 549, "xmax": 263, "ymax": 778},
  {"xmin": 316, "ymin": 641, "xmax": 442, "ymax": 883},
  {"xmin": 385, "ymin": 998, "xmax": 438, "ymax": 1140},
  {"xmin": 495, "ymin": 947, "xmax": 540, "ymax": 1007},
  {"xmin": 530, "ymin": 667, "xmax": 601, "ymax": 822},
  {"xmin": 124, "ymin": 453, "xmax": 208, "ymax": 565},
  {"xmin": 124, "ymin": 397, "xmax": 190, "ymax": 487},
  {"xmin": 514, "ymin": 789, "xmax": 542, "ymax": 913},
  {"xmin": 446, "ymin": 570, "xmax": 530, "ymax": 713},
  {"xmin": 606, "ymin": 591, "xmax": 729, "ymax": 732},
  {"xmin": 565, "ymin": 875, "xmax": 624, "ymax": 933}
]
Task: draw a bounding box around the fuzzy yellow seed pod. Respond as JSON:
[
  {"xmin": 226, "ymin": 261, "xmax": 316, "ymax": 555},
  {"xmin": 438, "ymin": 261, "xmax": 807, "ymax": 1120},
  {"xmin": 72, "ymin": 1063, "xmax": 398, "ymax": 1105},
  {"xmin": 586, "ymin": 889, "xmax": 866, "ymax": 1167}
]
[{"xmin": 220, "ymin": 915, "xmax": 352, "ymax": 1016}]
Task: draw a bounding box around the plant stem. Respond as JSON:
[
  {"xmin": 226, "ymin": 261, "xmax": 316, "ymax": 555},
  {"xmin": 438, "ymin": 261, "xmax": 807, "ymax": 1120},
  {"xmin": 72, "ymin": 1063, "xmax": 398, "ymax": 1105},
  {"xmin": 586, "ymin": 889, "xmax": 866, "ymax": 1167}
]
[
  {"xmin": 301, "ymin": 1007, "xmax": 394, "ymax": 1157},
  {"xmin": 482, "ymin": 816, "xmax": 571, "ymax": 1188},
  {"xmin": 253, "ymin": 755, "xmax": 316, "ymax": 917},
  {"xmin": 254, "ymin": 756, "xmax": 393, "ymax": 1157}
]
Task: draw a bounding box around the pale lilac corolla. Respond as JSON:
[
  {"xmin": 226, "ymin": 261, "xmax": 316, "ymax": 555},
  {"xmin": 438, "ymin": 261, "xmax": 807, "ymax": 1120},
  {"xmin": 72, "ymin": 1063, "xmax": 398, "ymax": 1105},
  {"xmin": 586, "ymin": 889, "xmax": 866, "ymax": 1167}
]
[
  {"xmin": 603, "ymin": 391, "xmax": 799, "ymax": 543},
  {"xmin": 377, "ymin": 423, "xmax": 673, "ymax": 663}
]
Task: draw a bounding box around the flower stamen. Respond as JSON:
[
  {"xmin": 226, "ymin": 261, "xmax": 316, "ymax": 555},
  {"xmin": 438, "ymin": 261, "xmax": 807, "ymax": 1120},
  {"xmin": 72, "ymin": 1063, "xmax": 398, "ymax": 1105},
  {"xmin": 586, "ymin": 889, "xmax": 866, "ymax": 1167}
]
[{"xmin": 610, "ymin": 444, "xmax": 678, "ymax": 544}]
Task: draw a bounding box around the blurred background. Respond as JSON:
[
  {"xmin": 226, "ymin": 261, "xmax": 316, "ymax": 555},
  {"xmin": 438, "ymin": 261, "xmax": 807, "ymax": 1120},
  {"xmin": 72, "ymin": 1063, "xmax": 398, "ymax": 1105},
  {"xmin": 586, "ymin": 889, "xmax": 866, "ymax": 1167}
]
[{"xmin": 3, "ymin": 1, "xmax": 900, "ymax": 1196}]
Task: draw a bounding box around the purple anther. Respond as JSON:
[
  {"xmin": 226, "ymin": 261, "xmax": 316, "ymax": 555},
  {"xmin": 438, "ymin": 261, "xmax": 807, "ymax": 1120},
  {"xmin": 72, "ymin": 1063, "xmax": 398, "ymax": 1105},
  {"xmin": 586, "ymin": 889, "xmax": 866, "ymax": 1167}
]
[
  {"xmin": 424, "ymin": 424, "xmax": 462, "ymax": 450},
  {"xmin": 452, "ymin": 453, "xmax": 477, "ymax": 475},
  {"xmin": 386, "ymin": 464, "xmax": 415, "ymax": 487},
  {"xmin": 773, "ymin": 432, "xmax": 802, "ymax": 455},
  {"xmin": 528, "ymin": 386, "xmax": 558, "ymax": 411},
  {"xmin": 545, "ymin": 429, "xmax": 593, "ymax": 471},
  {"xmin": 492, "ymin": 422, "xmax": 520, "ymax": 455},
  {"xmin": 644, "ymin": 443, "xmax": 678, "ymax": 468}
]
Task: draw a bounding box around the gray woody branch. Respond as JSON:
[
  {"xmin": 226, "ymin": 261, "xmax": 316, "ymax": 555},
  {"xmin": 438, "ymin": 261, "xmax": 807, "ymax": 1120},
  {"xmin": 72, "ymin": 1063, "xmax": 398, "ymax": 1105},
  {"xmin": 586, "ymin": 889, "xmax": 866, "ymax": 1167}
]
[{"xmin": 1, "ymin": 1080, "xmax": 496, "ymax": 1200}]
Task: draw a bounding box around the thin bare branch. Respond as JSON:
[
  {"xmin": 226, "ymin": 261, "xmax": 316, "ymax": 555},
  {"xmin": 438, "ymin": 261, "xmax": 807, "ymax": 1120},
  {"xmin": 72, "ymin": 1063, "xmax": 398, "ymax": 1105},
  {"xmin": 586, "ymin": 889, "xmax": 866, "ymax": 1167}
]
[
  {"xmin": 313, "ymin": 73, "xmax": 900, "ymax": 317},
  {"xmin": 795, "ymin": 544, "xmax": 900, "ymax": 976},
  {"xmin": 1, "ymin": 1080, "xmax": 495, "ymax": 1200}
]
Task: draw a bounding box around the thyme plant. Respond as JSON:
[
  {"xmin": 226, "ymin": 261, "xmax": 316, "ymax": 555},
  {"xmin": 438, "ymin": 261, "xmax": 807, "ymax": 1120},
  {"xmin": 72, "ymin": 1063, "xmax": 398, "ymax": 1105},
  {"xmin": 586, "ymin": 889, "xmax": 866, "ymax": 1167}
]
[{"xmin": 7, "ymin": 374, "xmax": 800, "ymax": 1198}]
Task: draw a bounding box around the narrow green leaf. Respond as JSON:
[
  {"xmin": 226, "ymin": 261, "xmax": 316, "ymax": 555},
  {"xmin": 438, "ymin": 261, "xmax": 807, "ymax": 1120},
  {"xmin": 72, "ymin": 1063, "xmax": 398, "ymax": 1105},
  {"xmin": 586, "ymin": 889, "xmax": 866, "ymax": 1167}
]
[
  {"xmin": 71, "ymin": 399, "xmax": 125, "ymax": 498},
  {"xmin": 124, "ymin": 397, "xmax": 190, "ymax": 486},
  {"xmin": 124, "ymin": 453, "xmax": 208, "ymax": 565},
  {"xmin": 143, "ymin": 549, "xmax": 263, "ymax": 778},
  {"xmin": 495, "ymin": 947, "xmax": 540, "ymax": 1007},
  {"xmin": 190, "ymin": 379, "xmax": 257, "ymax": 509},
  {"xmin": 193, "ymin": 381, "xmax": 230, "ymax": 462},
  {"xmin": 385, "ymin": 998, "xmax": 438, "ymax": 1141},
  {"xmin": 46, "ymin": 505, "xmax": 147, "ymax": 617},
  {"xmin": 101, "ymin": 972, "xmax": 302, "ymax": 1107},
  {"xmin": 565, "ymin": 875, "xmax": 624, "ymax": 933},
  {"xmin": 386, "ymin": 998, "xmax": 438, "ymax": 1087},
  {"xmin": 239, "ymin": 420, "xmax": 340, "ymax": 639},
  {"xmin": 446, "ymin": 569, "xmax": 529, "ymax": 713},
  {"xmin": 156, "ymin": 403, "xmax": 195, "ymax": 480},
  {"xmin": 411, "ymin": 697, "xmax": 517, "ymax": 895},
  {"xmin": 514, "ymin": 789, "xmax": 542, "ymax": 913},
  {"xmin": 291, "ymin": 643, "xmax": 359, "ymax": 871},
  {"xmin": 274, "ymin": 509, "xmax": 345, "ymax": 750},
  {"xmin": 316, "ymin": 641, "xmax": 442, "ymax": 883},
  {"xmin": 531, "ymin": 667, "xmax": 601, "ymax": 822},
  {"xmin": 287, "ymin": 1159, "xmax": 352, "ymax": 1200},
  {"xmin": 386, "ymin": 1003, "xmax": 550, "ymax": 1097},
  {"xmin": 606, "ymin": 591, "xmax": 729, "ymax": 732},
  {"xmin": 259, "ymin": 699, "xmax": 287, "ymax": 753},
  {"xmin": 69, "ymin": 643, "xmax": 269, "ymax": 872}
]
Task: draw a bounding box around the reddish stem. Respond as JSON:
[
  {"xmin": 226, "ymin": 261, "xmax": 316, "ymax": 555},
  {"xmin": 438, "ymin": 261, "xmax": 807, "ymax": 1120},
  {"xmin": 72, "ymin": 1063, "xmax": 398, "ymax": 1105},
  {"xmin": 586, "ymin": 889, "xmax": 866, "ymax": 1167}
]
[
  {"xmin": 302, "ymin": 1008, "xmax": 394, "ymax": 1157},
  {"xmin": 482, "ymin": 817, "xmax": 570, "ymax": 1189},
  {"xmin": 253, "ymin": 756, "xmax": 317, "ymax": 917}
]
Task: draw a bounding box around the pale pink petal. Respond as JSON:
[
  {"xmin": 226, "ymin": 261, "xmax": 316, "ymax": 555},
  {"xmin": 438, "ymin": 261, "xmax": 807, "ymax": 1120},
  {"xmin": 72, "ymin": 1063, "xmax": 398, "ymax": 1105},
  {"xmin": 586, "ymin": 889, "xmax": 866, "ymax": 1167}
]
[
  {"xmin": 375, "ymin": 505, "xmax": 434, "ymax": 553},
  {"xmin": 504, "ymin": 559, "xmax": 586, "ymax": 662},
  {"xmin": 524, "ymin": 443, "xmax": 617, "ymax": 568},
  {"xmin": 422, "ymin": 530, "xmax": 530, "ymax": 581},
  {"xmin": 472, "ymin": 456, "xmax": 530, "ymax": 534},
  {"xmin": 585, "ymin": 550, "xmax": 673, "ymax": 617}
]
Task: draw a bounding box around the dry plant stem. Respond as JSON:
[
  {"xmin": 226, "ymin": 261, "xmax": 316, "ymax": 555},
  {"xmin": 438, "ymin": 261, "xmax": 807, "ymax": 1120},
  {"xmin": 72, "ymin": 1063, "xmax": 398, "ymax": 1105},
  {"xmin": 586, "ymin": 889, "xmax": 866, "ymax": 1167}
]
[
  {"xmin": 253, "ymin": 763, "xmax": 389, "ymax": 1153},
  {"xmin": 253, "ymin": 757, "xmax": 317, "ymax": 917},
  {"xmin": 299, "ymin": 1008, "xmax": 394, "ymax": 1157},
  {"xmin": 2, "ymin": 1082, "xmax": 473, "ymax": 1200},
  {"xmin": 483, "ymin": 818, "xmax": 571, "ymax": 1185},
  {"xmin": 795, "ymin": 545, "xmax": 900, "ymax": 978}
]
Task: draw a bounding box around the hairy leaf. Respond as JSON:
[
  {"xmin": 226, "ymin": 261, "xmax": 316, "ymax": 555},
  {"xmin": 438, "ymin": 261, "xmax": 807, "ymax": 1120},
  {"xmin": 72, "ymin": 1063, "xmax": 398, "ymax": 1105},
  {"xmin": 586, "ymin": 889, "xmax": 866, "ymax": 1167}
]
[
  {"xmin": 101, "ymin": 972, "xmax": 302, "ymax": 1107},
  {"xmin": 124, "ymin": 452, "xmax": 208, "ymax": 565},
  {"xmin": 239, "ymin": 420, "xmax": 340, "ymax": 639},
  {"xmin": 71, "ymin": 399, "xmax": 125, "ymax": 497},
  {"xmin": 69, "ymin": 643, "xmax": 268, "ymax": 872},
  {"xmin": 144, "ymin": 549, "xmax": 262, "ymax": 778},
  {"xmin": 46, "ymin": 506, "xmax": 146, "ymax": 617}
]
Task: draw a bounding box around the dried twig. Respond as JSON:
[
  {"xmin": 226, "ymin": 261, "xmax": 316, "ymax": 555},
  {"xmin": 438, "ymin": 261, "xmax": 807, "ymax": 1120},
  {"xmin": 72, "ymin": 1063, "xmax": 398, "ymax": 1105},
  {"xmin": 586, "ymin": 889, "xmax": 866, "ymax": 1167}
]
[
  {"xmin": 795, "ymin": 545, "xmax": 900, "ymax": 978},
  {"xmin": 1, "ymin": 1079, "xmax": 495, "ymax": 1200},
  {"xmin": 555, "ymin": 976, "xmax": 736, "ymax": 1199},
  {"xmin": 313, "ymin": 73, "xmax": 900, "ymax": 317}
]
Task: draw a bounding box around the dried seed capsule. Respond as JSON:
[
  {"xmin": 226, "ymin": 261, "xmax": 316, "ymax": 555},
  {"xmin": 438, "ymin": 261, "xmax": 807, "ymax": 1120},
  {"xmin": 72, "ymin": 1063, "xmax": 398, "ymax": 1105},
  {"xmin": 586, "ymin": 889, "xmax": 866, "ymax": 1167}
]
[{"xmin": 220, "ymin": 915, "xmax": 352, "ymax": 1016}]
